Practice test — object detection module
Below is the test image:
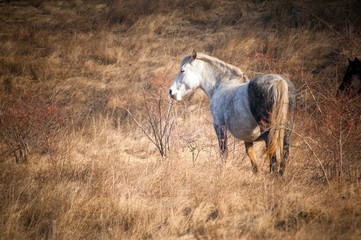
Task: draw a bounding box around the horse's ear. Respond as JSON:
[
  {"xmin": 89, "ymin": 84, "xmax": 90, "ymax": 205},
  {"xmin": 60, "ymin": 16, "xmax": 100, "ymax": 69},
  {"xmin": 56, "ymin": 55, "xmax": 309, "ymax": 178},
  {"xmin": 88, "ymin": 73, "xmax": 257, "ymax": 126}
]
[
  {"xmin": 355, "ymin": 57, "xmax": 360, "ymax": 62},
  {"xmin": 348, "ymin": 58, "xmax": 353, "ymax": 64},
  {"xmin": 192, "ymin": 49, "xmax": 197, "ymax": 60}
]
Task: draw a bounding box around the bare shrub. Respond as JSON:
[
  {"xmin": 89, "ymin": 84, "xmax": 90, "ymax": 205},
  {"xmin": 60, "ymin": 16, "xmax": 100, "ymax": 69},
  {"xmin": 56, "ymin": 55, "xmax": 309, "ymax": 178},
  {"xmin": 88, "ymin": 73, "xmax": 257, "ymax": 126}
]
[
  {"xmin": 125, "ymin": 91, "xmax": 174, "ymax": 159},
  {"xmin": 298, "ymin": 69, "xmax": 361, "ymax": 183},
  {"xmin": 124, "ymin": 73, "xmax": 175, "ymax": 159},
  {"xmin": 318, "ymin": 95, "xmax": 361, "ymax": 183},
  {"xmin": 0, "ymin": 93, "xmax": 67, "ymax": 163}
]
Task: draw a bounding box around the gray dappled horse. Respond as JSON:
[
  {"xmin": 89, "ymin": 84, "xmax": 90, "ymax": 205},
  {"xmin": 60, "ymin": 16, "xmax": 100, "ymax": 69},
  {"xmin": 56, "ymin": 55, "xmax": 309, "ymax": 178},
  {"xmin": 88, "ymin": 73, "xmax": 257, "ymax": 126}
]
[{"xmin": 169, "ymin": 51, "xmax": 296, "ymax": 175}]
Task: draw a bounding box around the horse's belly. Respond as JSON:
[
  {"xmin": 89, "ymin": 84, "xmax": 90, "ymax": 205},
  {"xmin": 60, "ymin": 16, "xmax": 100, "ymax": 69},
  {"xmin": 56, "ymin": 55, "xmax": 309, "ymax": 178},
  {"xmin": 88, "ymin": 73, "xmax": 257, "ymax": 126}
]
[
  {"xmin": 226, "ymin": 86, "xmax": 261, "ymax": 142},
  {"xmin": 228, "ymin": 121, "xmax": 261, "ymax": 142}
]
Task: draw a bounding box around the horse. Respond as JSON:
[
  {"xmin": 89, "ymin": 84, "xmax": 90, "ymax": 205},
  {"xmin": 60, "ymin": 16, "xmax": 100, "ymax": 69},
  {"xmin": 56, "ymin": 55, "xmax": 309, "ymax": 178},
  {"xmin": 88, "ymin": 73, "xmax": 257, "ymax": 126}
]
[
  {"xmin": 337, "ymin": 57, "xmax": 361, "ymax": 96},
  {"xmin": 169, "ymin": 50, "xmax": 296, "ymax": 175}
]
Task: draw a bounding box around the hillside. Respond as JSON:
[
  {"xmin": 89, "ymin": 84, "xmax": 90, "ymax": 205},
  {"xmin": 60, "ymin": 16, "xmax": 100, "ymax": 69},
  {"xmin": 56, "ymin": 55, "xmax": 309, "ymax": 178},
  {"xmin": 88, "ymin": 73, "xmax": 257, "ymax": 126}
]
[{"xmin": 0, "ymin": 0, "xmax": 360, "ymax": 239}]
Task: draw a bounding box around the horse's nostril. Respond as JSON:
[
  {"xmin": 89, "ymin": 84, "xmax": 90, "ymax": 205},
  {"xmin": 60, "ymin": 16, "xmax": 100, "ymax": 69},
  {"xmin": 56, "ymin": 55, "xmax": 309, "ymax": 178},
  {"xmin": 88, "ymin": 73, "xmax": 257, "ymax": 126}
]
[{"xmin": 169, "ymin": 89, "xmax": 172, "ymax": 96}]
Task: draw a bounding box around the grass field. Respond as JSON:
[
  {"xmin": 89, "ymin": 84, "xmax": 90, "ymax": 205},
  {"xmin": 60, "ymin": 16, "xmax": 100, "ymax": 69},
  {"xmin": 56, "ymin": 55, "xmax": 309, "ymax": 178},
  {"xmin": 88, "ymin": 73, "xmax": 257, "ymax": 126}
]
[{"xmin": 0, "ymin": 0, "xmax": 361, "ymax": 239}]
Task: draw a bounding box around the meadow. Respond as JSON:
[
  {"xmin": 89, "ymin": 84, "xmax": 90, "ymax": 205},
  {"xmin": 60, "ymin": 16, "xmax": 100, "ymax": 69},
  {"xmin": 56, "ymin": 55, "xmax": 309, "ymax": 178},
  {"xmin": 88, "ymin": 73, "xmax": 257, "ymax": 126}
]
[{"xmin": 0, "ymin": 0, "xmax": 360, "ymax": 239}]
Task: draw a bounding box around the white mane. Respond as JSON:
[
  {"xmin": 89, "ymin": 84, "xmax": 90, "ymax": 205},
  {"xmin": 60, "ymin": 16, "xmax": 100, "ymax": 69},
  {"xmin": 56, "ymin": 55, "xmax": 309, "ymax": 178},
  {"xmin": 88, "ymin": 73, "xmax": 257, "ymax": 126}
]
[{"xmin": 193, "ymin": 53, "xmax": 249, "ymax": 82}]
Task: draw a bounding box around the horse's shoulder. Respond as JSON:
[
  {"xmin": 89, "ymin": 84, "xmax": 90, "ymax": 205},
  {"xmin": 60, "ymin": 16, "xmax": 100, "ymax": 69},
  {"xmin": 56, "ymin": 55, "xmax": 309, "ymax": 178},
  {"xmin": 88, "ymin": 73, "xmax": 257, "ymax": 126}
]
[{"xmin": 210, "ymin": 101, "xmax": 225, "ymax": 124}]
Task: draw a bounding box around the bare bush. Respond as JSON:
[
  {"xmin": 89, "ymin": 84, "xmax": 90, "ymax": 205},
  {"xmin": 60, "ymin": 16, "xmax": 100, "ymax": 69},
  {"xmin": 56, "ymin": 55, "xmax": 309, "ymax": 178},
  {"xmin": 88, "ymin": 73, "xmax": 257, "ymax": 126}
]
[
  {"xmin": 318, "ymin": 95, "xmax": 361, "ymax": 183},
  {"xmin": 298, "ymin": 70, "xmax": 361, "ymax": 183},
  {"xmin": 0, "ymin": 93, "xmax": 67, "ymax": 163},
  {"xmin": 125, "ymin": 90, "xmax": 175, "ymax": 159}
]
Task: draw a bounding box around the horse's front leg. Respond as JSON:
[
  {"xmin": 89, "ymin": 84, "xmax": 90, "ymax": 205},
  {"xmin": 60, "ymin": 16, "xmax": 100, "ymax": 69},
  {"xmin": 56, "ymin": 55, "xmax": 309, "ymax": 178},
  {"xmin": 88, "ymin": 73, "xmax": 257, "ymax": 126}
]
[{"xmin": 214, "ymin": 124, "xmax": 228, "ymax": 162}]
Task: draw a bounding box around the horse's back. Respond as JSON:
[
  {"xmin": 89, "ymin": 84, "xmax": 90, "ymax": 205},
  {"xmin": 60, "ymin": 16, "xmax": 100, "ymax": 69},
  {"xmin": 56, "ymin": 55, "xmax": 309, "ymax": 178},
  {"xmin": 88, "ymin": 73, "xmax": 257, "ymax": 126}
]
[{"xmin": 248, "ymin": 74, "xmax": 296, "ymax": 126}]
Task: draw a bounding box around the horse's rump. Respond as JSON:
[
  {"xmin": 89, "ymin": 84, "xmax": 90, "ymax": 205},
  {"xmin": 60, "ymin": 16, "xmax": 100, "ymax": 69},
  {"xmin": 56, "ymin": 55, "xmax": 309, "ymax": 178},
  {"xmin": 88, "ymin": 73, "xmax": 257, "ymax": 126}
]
[{"xmin": 248, "ymin": 74, "xmax": 296, "ymax": 161}]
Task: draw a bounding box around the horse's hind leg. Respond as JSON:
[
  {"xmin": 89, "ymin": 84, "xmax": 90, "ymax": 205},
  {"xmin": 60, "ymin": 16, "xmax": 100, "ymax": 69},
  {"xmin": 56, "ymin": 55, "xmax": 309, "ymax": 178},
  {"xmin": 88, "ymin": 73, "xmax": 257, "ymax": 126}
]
[
  {"xmin": 270, "ymin": 155, "xmax": 278, "ymax": 173},
  {"xmin": 279, "ymin": 129, "xmax": 292, "ymax": 175},
  {"xmin": 260, "ymin": 131, "xmax": 278, "ymax": 173},
  {"xmin": 245, "ymin": 142, "xmax": 258, "ymax": 173}
]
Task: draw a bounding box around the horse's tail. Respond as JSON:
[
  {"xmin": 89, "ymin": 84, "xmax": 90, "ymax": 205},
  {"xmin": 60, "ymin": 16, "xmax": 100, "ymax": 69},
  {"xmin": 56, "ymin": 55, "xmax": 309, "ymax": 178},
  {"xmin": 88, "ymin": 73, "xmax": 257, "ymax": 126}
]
[{"xmin": 267, "ymin": 79, "xmax": 289, "ymax": 162}]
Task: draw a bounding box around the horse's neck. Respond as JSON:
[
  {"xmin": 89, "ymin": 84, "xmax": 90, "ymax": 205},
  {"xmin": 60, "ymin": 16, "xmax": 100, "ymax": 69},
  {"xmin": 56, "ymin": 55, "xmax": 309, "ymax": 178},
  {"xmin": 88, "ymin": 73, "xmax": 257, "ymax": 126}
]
[{"xmin": 198, "ymin": 62, "xmax": 245, "ymax": 98}]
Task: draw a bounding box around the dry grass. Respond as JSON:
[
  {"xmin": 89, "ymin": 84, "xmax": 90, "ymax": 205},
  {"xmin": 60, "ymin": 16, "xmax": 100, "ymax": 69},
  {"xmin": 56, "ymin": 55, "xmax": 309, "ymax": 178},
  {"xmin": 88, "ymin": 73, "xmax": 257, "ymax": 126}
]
[{"xmin": 0, "ymin": 0, "xmax": 361, "ymax": 239}]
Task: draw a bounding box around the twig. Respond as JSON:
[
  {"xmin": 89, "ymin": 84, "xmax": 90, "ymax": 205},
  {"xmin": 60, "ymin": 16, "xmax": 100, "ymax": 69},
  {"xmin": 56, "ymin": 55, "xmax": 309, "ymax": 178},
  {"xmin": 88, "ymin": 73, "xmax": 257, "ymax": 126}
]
[
  {"xmin": 291, "ymin": 129, "xmax": 330, "ymax": 186},
  {"xmin": 123, "ymin": 93, "xmax": 174, "ymax": 158},
  {"xmin": 123, "ymin": 108, "xmax": 160, "ymax": 151}
]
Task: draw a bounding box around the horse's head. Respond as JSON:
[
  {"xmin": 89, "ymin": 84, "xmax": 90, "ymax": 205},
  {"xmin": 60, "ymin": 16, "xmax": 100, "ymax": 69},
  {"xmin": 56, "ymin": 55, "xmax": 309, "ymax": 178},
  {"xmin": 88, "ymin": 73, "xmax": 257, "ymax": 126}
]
[
  {"xmin": 337, "ymin": 57, "xmax": 361, "ymax": 96},
  {"xmin": 169, "ymin": 50, "xmax": 202, "ymax": 101},
  {"xmin": 345, "ymin": 57, "xmax": 361, "ymax": 81}
]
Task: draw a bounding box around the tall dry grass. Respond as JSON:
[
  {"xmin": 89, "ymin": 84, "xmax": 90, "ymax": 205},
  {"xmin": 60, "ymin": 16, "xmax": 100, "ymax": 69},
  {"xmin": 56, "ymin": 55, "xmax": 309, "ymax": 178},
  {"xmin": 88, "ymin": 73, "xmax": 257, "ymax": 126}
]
[{"xmin": 0, "ymin": 0, "xmax": 361, "ymax": 239}]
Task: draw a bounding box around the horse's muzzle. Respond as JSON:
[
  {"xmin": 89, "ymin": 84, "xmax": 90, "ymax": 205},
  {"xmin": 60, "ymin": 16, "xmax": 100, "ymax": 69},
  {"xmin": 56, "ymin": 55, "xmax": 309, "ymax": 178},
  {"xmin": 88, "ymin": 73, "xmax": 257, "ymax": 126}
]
[
  {"xmin": 168, "ymin": 88, "xmax": 182, "ymax": 101},
  {"xmin": 169, "ymin": 89, "xmax": 176, "ymax": 99}
]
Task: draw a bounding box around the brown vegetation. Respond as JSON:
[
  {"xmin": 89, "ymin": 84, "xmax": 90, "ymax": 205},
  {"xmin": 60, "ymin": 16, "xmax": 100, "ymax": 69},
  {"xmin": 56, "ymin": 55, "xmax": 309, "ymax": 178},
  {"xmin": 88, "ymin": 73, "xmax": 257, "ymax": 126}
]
[{"xmin": 0, "ymin": 0, "xmax": 360, "ymax": 239}]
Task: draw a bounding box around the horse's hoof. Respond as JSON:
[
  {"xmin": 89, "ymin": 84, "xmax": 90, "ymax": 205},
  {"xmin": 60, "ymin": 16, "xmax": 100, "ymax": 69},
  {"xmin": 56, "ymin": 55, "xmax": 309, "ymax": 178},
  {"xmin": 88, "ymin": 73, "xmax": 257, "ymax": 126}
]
[
  {"xmin": 270, "ymin": 163, "xmax": 279, "ymax": 173},
  {"xmin": 252, "ymin": 165, "xmax": 258, "ymax": 174},
  {"xmin": 278, "ymin": 163, "xmax": 285, "ymax": 176}
]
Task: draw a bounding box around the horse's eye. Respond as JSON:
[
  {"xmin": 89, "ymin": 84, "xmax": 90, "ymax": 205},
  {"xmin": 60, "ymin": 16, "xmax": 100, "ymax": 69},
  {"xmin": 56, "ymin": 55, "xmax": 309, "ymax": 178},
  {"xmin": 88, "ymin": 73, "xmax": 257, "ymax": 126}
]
[{"xmin": 180, "ymin": 69, "xmax": 185, "ymax": 73}]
